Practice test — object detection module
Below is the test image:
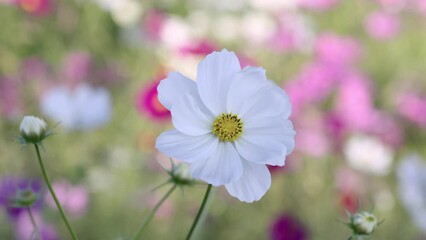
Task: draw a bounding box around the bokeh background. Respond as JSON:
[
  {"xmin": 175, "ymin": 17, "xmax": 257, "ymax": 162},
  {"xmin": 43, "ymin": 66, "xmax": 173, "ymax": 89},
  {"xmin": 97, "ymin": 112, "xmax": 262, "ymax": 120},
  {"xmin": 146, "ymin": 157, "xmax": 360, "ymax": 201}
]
[{"xmin": 1, "ymin": 0, "xmax": 426, "ymax": 239}]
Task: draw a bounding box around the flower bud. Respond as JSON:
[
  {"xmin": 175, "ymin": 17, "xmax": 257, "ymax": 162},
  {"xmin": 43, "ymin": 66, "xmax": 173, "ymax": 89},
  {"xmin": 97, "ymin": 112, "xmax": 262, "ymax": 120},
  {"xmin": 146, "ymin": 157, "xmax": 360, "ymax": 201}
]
[
  {"xmin": 352, "ymin": 211, "xmax": 378, "ymax": 235},
  {"xmin": 19, "ymin": 116, "xmax": 48, "ymax": 144},
  {"xmin": 11, "ymin": 187, "xmax": 40, "ymax": 208},
  {"xmin": 170, "ymin": 163, "xmax": 194, "ymax": 186}
]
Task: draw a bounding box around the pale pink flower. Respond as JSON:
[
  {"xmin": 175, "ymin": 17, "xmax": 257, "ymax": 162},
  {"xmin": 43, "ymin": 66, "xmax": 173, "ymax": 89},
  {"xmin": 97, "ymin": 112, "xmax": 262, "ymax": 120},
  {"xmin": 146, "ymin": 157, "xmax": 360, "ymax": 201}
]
[
  {"xmin": 61, "ymin": 52, "xmax": 93, "ymax": 87},
  {"xmin": 365, "ymin": 12, "xmax": 400, "ymax": 41},
  {"xmin": 0, "ymin": 76, "xmax": 23, "ymax": 118},
  {"xmin": 376, "ymin": 0, "xmax": 407, "ymax": 12},
  {"xmin": 14, "ymin": 211, "xmax": 58, "ymax": 240},
  {"xmin": 45, "ymin": 181, "xmax": 89, "ymax": 218},
  {"xmin": 314, "ymin": 33, "xmax": 362, "ymax": 67},
  {"xmin": 335, "ymin": 73, "xmax": 375, "ymax": 131},
  {"xmin": 293, "ymin": 110, "xmax": 331, "ymax": 158},
  {"xmin": 298, "ymin": 0, "xmax": 340, "ymax": 11},
  {"xmin": 397, "ymin": 91, "xmax": 426, "ymax": 128}
]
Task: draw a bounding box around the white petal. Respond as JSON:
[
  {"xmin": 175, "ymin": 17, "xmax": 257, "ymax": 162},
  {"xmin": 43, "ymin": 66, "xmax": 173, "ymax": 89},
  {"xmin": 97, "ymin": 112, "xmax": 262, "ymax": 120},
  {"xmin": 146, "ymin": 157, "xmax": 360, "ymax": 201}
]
[
  {"xmin": 239, "ymin": 83, "xmax": 292, "ymax": 120},
  {"xmin": 196, "ymin": 49, "xmax": 241, "ymax": 115},
  {"xmin": 226, "ymin": 66, "xmax": 271, "ymax": 114},
  {"xmin": 157, "ymin": 71, "xmax": 196, "ymax": 110},
  {"xmin": 225, "ymin": 161, "xmax": 271, "ymax": 203},
  {"xmin": 155, "ymin": 130, "xmax": 218, "ymax": 163},
  {"xmin": 190, "ymin": 141, "xmax": 243, "ymax": 186},
  {"xmin": 235, "ymin": 119, "xmax": 295, "ymax": 166},
  {"xmin": 171, "ymin": 92, "xmax": 214, "ymax": 136}
]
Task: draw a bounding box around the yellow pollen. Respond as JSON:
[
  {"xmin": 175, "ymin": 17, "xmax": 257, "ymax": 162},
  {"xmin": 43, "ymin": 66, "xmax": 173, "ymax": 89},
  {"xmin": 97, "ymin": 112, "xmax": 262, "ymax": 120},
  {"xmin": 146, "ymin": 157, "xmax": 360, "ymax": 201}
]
[{"xmin": 212, "ymin": 113, "xmax": 243, "ymax": 142}]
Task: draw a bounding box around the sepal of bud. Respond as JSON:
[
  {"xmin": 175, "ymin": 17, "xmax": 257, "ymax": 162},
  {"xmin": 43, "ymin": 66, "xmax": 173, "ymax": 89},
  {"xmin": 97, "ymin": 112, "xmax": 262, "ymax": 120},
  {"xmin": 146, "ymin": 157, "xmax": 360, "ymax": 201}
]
[{"xmin": 11, "ymin": 187, "xmax": 41, "ymax": 208}]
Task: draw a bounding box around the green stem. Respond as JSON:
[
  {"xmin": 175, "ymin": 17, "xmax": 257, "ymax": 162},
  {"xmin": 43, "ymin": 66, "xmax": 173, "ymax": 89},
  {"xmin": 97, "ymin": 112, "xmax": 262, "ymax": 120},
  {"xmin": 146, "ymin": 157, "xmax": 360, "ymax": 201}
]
[
  {"xmin": 27, "ymin": 207, "xmax": 42, "ymax": 240},
  {"xmin": 34, "ymin": 144, "xmax": 78, "ymax": 240},
  {"xmin": 186, "ymin": 184, "xmax": 213, "ymax": 240},
  {"xmin": 131, "ymin": 184, "xmax": 177, "ymax": 240}
]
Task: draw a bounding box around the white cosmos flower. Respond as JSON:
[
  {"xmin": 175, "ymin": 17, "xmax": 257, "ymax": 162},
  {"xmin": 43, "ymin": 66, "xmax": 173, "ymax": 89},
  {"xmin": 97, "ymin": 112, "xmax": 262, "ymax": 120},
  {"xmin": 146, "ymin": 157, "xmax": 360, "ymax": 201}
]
[{"xmin": 155, "ymin": 49, "xmax": 295, "ymax": 203}]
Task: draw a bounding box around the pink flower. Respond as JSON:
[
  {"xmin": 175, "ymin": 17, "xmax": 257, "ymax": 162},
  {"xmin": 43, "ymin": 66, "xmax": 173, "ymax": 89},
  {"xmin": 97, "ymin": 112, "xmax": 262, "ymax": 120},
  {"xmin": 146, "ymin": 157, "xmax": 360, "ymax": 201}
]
[
  {"xmin": 397, "ymin": 92, "xmax": 426, "ymax": 128},
  {"xmin": 298, "ymin": 0, "xmax": 340, "ymax": 11},
  {"xmin": 146, "ymin": 194, "xmax": 175, "ymax": 219},
  {"xmin": 376, "ymin": 0, "xmax": 407, "ymax": 11},
  {"xmin": 61, "ymin": 52, "xmax": 93, "ymax": 87},
  {"xmin": 269, "ymin": 13, "xmax": 314, "ymax": 53},
  {"xmin": 0, "ymin": 76, "xmax": 23, "ymax": 118},
  {"xmin": 142, "ymin": 10, "xmax": 166, "ymax": 41},
  {"xmin": 20, "ymin": 57, "xmax": 51, "ymax": 83},
  {"xmin": 45, "ymin": 181, "xmax": 89, "ymax": 218},
  {"xmin": 335, "ymin": 73, "xmax": 376, "ymax": 131},
  {"xmin": 136, "ymin": 76, "xmax": 171, "ymax": 121},
  {"xmin": 14, "ymin": 211, "xmax": 58, "ymax": 240},
  {"xmin": 365, "ymin": 12, "xmax": 400, "ymax": 41},
  {"xmin": 179, "ymin": 39, "xmax": 217, "ymax": 56},
  {"xmin": 19, "ymin": 0, "xmax": 52, "ymax": 16},
  {"xmin": 416, "ymin": 0, "xmax": 426, "ymax": 16},
  {"xmin": 293, "ymin": 110, "xmax": 331, "ymax": 158},
  {"xmin": 285, "ymin": 63, "xmax": 341, "ymax": 115},
  {"xmin": 314, "ymin": 33, "xmax": 362, "ymax": 67}
]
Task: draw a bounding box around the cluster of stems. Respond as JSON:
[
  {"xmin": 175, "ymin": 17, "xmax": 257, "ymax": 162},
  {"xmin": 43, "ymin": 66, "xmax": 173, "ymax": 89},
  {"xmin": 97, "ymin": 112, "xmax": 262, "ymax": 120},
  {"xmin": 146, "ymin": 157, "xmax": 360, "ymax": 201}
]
[{"xmin": 30, "ymin": 142, "xmax": 213, "ymax": 240}]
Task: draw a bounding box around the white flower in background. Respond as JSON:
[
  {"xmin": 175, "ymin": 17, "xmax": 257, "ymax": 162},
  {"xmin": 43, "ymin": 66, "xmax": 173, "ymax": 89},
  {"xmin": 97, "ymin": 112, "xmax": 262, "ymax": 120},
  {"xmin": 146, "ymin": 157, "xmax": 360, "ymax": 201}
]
[
  {"xmin": 241, "ymin": 12, "xmax": 277, "ymax": 45},
  {"xmin": 352, "ymin": 211, "xmax": 379, "ymax": 235},
  {"xmin": 19, "ymin": 116, "xmax": 48, "ymax": 144},
  {"xmin": 160, "ymin": 17, "xmax": 192, "ymax": 50},
  {"xmin": 211, "ymin": 15, "xmax": 241, "ymax": 42},
  {"xmin": 397, "ymin": 154, "xmax": 426, "ymax": 233},
  {"xmin": 110, "ymin": 0, "xmax": 143, "ymax": 27},
  {"xmin": 344, "ymin": 134, "xmax": 393, "ymax": 175},
  {"xmin": 41, "ymin": 83, "xmax": 111, "ymax": 131},
  {"xmin": 156, "ymin": 49, "xmax": 295, "ymax": 202},
  {"xmin": 92, "ymin": 0, "xmax": 142, "ymax": 27},
  {"xmin": 249, "ymin": 0, "xmax": 298, "ymax": 11}
]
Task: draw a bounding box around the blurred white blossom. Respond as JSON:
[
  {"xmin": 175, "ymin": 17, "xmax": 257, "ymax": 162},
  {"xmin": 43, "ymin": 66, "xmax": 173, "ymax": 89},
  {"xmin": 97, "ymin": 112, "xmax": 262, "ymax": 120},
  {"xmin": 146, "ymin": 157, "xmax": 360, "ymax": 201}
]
[
  {"xmin": 398, "ymin": 154, "xmax": 426, "ymax": 233},
  {"xmin": 41, "ymin": 84, "xmax": 111, "ymax": 131},
  {"xmin": 344, "ymin": 134, "xmax": 393, "ymax": 175}
]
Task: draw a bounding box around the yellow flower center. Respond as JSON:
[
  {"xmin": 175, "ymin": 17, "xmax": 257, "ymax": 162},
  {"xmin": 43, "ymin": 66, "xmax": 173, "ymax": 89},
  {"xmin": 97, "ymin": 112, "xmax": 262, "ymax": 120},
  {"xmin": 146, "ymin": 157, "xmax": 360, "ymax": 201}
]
[{"xmin": 212, "ymin": 113, "xmax": 243, "ymax": 142}]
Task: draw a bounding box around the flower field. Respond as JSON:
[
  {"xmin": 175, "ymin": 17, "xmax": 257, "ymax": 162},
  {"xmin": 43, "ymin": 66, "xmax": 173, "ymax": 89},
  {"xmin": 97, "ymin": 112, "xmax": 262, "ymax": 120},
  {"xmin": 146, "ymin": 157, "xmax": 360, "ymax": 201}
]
[{"xmin": 1, "ymin": 0, "xmax": 426, "ymax": 239}]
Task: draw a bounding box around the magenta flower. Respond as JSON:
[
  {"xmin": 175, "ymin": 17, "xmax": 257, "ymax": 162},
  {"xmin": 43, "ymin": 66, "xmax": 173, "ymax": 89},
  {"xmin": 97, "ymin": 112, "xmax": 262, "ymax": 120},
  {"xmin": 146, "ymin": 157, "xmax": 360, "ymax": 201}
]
[
  {"xmin": 19, "ymin": 0, "xmax": 52, "ymax": 16},
  {"xmin": 136, "ymin": 76, "xmax": 171, "ymax": 121},
  {"xmin": 365, "ymin": 12, "xmax": 400, "ymax": 41},
  {"xmin": 179, "ymin": 39, "xmax": 218, "ymax": 56},
  {"xmin": 314, "ymin": 33, "xmax": 362, "ymax": 67},
  {"xmin": 270, "ymin": 213, "xmax": 309, "ymax": 240}
]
